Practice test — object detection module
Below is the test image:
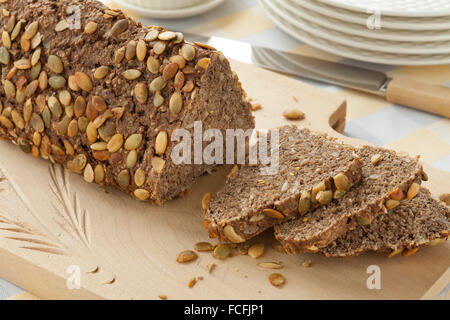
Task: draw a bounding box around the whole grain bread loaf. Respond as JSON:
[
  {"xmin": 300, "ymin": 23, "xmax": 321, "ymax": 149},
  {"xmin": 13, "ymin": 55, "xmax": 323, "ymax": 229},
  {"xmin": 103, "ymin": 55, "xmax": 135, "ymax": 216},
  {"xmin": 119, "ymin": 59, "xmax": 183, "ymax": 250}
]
[
  {"xmin": 275, "ymin": 146, "xmax": 425, "ymax": 253},
  {"xmin": 320, "ymin": 188, "xmax": 449, "ymax": 257},
  {"xmin": 0, "ymin": 0, "xmax": 254, "ymax": 204},
  {"xmin": 204, "ymin": 125, "xmax": 362, "ymax": 243}
]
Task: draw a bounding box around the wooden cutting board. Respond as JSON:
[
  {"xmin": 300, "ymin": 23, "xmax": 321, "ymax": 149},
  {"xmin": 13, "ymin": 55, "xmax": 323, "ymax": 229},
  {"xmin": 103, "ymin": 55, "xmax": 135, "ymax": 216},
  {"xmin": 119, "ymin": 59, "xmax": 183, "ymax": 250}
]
[{"xmin": 0, "ymin": 60, "xmax": 449, "ymax": 300}]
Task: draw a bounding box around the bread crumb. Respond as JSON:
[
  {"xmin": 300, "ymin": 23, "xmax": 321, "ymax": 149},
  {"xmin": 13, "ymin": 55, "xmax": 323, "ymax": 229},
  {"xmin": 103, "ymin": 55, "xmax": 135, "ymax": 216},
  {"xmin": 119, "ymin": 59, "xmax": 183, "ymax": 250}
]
[
  {"xmin": 293, "ymin": 96, "xmax": 298, "ymax": 102},
  {"xmin": 158, "ymin": 294, "xmax": 168, "ymax": 300},
  {"xmin": 188, "ymin": 277, "xmax": 197, "ymax": 288},
  {"xmin": 251, "ymin": 103, "xmax": 262, "ymax": 111}
]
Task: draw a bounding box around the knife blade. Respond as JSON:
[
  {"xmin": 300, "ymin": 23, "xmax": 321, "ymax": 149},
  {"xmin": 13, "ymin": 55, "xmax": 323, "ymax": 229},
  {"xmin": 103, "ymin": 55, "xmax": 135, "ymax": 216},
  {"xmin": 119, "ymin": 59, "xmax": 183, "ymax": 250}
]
[{"xmin": 183, "ymin": 32, "xmax": 450, "ymax": 118}]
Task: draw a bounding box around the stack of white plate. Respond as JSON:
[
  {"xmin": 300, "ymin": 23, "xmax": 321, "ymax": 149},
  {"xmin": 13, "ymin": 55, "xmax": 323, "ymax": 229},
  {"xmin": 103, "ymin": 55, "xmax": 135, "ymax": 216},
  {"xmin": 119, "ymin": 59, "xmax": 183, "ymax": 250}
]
[
  {"xmin": 259, "ymin": 0, "xmax": 450, "ymax": 65},
  {"xmin": 114, "ymin": 0, "xmax": 225, "ymax": 19}
]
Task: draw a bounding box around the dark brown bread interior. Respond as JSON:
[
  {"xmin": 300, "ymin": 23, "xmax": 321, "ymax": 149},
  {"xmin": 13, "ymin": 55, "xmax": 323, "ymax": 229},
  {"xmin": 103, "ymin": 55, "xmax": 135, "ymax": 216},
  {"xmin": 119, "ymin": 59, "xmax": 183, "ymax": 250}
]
[
  {"xmin": 320, "ymin": 188, "xmax": 449, "ymax": 257},
  {"xmin": 275, "ymin": 145, "xmax": 425, "ymax": 253},
  {"xmin": 0, "ymin": 0, "xmax": 254, "ymax": 204},
  {"xmin": 205, "ymin": 125, "xmax": 362, "ymax": 243}
]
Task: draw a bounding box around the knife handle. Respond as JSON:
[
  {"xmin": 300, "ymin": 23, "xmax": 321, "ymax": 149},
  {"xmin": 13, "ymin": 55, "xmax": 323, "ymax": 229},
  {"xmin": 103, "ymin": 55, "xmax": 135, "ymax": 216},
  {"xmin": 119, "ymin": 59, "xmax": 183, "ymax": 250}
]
[{"xmin": 386, "ymin": 77, "xmax": 450, "ymax": 118}]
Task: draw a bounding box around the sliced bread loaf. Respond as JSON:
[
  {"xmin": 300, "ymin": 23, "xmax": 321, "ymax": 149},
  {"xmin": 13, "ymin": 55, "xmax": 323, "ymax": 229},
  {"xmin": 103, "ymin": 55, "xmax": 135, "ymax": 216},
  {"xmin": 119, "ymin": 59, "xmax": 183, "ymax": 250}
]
[
  {"xmin": 204, "ymin": 125, "xmax": 362, "ymax": 243},
  {"xmin": 319, "ymin": 188, "xmax": 449, "ymax": 257},
  {"xmin": 275, "ymin": 146, "xmax": 425, "ymax": 253}
]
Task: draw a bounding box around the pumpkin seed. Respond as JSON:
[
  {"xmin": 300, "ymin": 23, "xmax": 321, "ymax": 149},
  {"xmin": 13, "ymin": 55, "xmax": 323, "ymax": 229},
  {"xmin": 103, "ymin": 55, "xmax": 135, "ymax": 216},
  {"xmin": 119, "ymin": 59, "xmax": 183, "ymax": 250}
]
[
  {"xmin": 122, "ymin": 69, "xmax": 141, "ymax": 80},
  {"xmin": 223, "ymin": 225, "xmax": 245, "ymax": 243},
  {"xmin": 196, "ymin": 58, "xmax": 210, "ymax": 70},
  {"xmin": 153, "ymin": 41, "xmax": 166, "ymax": 55},
  {"xmin": 99, "ymin": 122, "xmax": 115, "ymax": 142},
  {"xmin": 94, "ymin": 66, "xmax": 109, "ymax": 79},
  {"xmin": 86, "ymin": 122, "xmax": 98, "ymax": 143},
  {"xmin": 94, "ymin": 164, "xmax": 105, "ymax": 184},
  {"xmin": 155, "ymin": 131, "xmax": 168, "ymax": 155},
  {"xmin": 42, "ymin": 106, "xmax": 51, "ymax": 128},
  {"xmin": 134, "ymin": 189, "xmax": 150, "ymax": 201},
  {"xmin": 109, "ymin": 19, "xmax": 129, "ymax": 37},
  {"xmin": 170, "ymin": 55, "xmax": 186, "ymax": 69},
  {"xmin": 258, "ymin": 262, "xmax": 283, "ymax": 269},
  {"xmin": 426, "ymin": 238, "xmax": 445, "ymax": 247},
  {"xmin": 316, "ymin": 190, "xmax": 333, "ymax": 205},
  {"xmin": 47, "ymin": 55, "xmax": 63, "ymax": 74},
  {"xmin": 151, "ymin": 156, "xmax": 165, "ymax": 173},
  {"xmin": 93, "ymin": 150, "xmax": 109, "ymax": 161},
  {"xmin": 3, "ymin": 79, "xmax": 15, "ymax": 98},
  {"xmin": 84, "ymin": 21, "xmax": 98, "ymax": 35},
  {"xmin": 298, "ymin": 191, "xmax": 311, "ymax": 215},
  {"xmin": 202, "ymin": 192, "xmax": 211, "ymax": 212},
  {"xmin": 67, "ymin": 119, "xmax": 78, "ymax": 137},
  {"xmin": 71, "ymin": 154, "xmax": 87, "ymax": 172},
  {"xmin": 283, "ymin": 109, "xmax": 305, "ymax": 120},
  {"xmin": 92, "ymin": 96, "xmax": 107, "ymax": 112},
  {"xmin": 334, "ymin": 172, "xmax": 351, "ymax": 191},
  {"xmin": 78, "ymin": 117, "xmax": 88, "ymax": 132},
  {"xmin": 86, "ymin": 101, "xmax": 98, "ymax": 121},
  {"xmin": 23, "ymin": 21, "xmax": 38, "ymax": 40},
  {"xmin": 107, "ymin": 133, "xmax": 123, "ymax": 153},
  {"xmin": 194, "ymin": 242, "xmax": 214, "ymax": 252},
  {"xmin": 14, "ymin": 58, "xmax": 31, "ymax": 70},
  {"xmin": 334, "ymin": 189, "xmax": 346, "ymax": 199},
  {"xmin": 48, "ymin": 96, "xmax": 62, "ymax": 118},
  {"xmin": 174, "ymin": 71, "xmax": 185, "ymax": 90},
  {"xmin": 181, "ymin": 44, "xmax": 195, "ymax": 61},
  {"xmin": 2, "ymin": 30, "xmax": 11, "ymax": 49},
  {"xmin": 23, "ymin": 98, "xmax": 32, "ymax": 122},
  {"xmin": 169, "ymin": 92, "xmax": 183, "ymax": 114},
  {"xmin": 32, "ymin": 132, "xmax": 41, "ymax": 146},
  {"xmin": 25, "ymin": 80, "xmax": 38, "ymax": 97},
  {"xmin": 149, "ymin": 76, "xmax": 166, "ymax": 92},
  {"xmin": 68, "ymin": 75, "xmax": 79, "ymax": 91},
  {"xmin": 135, "ymin": 82, "xmax": 148, "ymax": 104},
  {"xmin": 145, "ymin": 29, "xmax": 159, "ymax": 42},
  {"xmin": 311, "ymin": 181, "xmax": 326, "ymax": 204},
  {"xmin": 56, "ymin": 115, "xmax": 71, "ymax": 135},
  {"xmin": 262, "ymin": 208, "xmax": 285, "ymax": 219},
  {"xmin": 74, "ymin": 72, "xmax": 93, "ymax": 92},
  {"xmin": 406, "ymin": 181, "xmax": 421, "ymax": 200},
  {"xmin": 18, "ymin": 138, "xmax": 31, "ymax": 153},
  {"xmin": 38, "ymin": 70, "xmax": 48, "ymax": 89},
  {"xmin": 11, "ymin": 20, "xmax": 22, "ymax": 41},
  {"xmin": 127, "ymin": 150, "xmax": 138, "ymax": 168},
  {"xmin": 402, "ymin": 247, "xmax": 419, "ymax": 257},
  {"xmin": 248, "ymin": 243, "xmax": 264, "ymax": 259},
  {"xmin": 59, "ymin": 90, "xmax": 71, "ymax": 106},
  {"xmin": 134, "ymin": 168, "xmax": 146, "ymax": 187},
  {"xmin": 117, "ymin": 170, "xmax": 130, "ymax": 189},
  {"xmin": 370, "ymin": 154, "xmax": 382, "ymax": 165},
  {"xmin": 0, "ymin": 115, "xmax": 13, "ymax": 129},
  {"xmin": 124, "ymin": 133, "xmax": 142, "ymax": 150},
  {"xmin": 136, "ymin": 39, "xmax": 147, "ymax": 61},
  {"xmin": 90, "ymin": 141, "xmax": 107, "ymax": 151},
  {"xmin": 147, "ymin": 56, "xmax": 160, "ymax": 74},
  {"xmin": 387, "ymin": 248, "xmax": 403, "ymax": 258},
  {"xmin": 30, "ymin": 113, "xmax": 44, "ymax": 132},
  {"xmin": 11, "ymin": 110, "xmax": 24, "ymax": 129},
  {"xmin": 389, "ymin": 188, "xmax": 404, "ymax": 201},
  {"xmin": 302, "ymin": 260, "xmax": 312, "ymax": 268},
  {"xmin": 74, "ymin": 96, "xmax": 86, "ymax": 118},
  {"xmin": 31, "ymin": 146, "xmax": 39, "ymax": 158},
  {"xmin": 153, "ymin": 91, "xmax": 164, "ymax": 107},
  {"xmin": 5, "ymin": 15, "xmax": 15, "ymax": 33},
  {"xmin": 30, "ymin": 32, "xmax": 41, "ymax": 49},
  {"xmin": 269, "ymin": 273, "xmax": 286, "ymax": 287},
  {"xmin": 213, "ymin": 244, "xmax": 231, "ymax": 259},
  {"xmin": 386, "ymin": 199, "xmax": 400, "ymax": 210},
  {"xmin": 114, "ymin": 47, "xmax": 125, "ymax": 64},
  {"xmin": 83, "ymin": 164, "xmax": 94, "ymax": 183},
  {"xmin": 48, "ymin": 75, "xmax": 66, "ymax": 89},
  {"xmin": 187, "ymin": 278, "xmax": 197, "ymax": 288},
  {"xmin": 40, "ymin": 135, "xmax": 51, "ymax": 158},
  {"xmin": 0, "ymin": 46, "xmax": 10, "ymax": 64},
  {"xmin": 125, "ymin": 40, "xmax": 136, "ymax": 60},
  {"xmin": 158, "ymin": 31, "xmax": 177, "ymax": 41},
  {"xmin": 51, "ymin": 144, "xmax": 65, "ymax": 156},
  {"xmin": 163, "ymin": 62, "xmax": 178, "ymax": 81},
  {"xmin": 55, "ymin": 20, "xmax": 68, "ymax": 32}
]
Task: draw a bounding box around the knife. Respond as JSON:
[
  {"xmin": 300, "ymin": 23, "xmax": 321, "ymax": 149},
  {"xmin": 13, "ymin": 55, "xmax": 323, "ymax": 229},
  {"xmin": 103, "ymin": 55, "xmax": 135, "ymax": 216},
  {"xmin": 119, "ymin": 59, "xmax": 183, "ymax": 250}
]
[{"xmin": 184, "ymin": 32, "xmax": 450, "ymax": 118}]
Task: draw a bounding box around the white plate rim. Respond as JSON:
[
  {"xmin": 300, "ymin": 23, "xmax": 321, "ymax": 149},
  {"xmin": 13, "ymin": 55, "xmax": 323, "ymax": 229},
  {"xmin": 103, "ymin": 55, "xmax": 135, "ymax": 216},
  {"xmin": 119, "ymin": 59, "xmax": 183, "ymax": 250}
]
[
  {"xmin": 279, "ymin": 0, "xmax": 450, "ymax": 42},
  {"xmin": 316, "ymin": 0, "xmax": 450, "ymax": 18},
  {"xmin": 259, "ymin": 0, "xmax": 450, "ymax": 66},
  {"xmin": 113, "ymin": 0, "xmax": 225, "ymax": 19},
  {"xmin": 291, "ymin": 0, "xmax": 450, "ymax": 30},
  {"xmin": 271, "ymin": 0, "xmax": 450, "ymax": 55}
]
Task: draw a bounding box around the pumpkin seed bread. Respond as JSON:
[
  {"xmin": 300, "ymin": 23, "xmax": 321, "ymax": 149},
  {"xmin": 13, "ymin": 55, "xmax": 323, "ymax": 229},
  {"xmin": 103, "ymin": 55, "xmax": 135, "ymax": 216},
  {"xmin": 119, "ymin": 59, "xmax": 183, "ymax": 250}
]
[
  {"xmin": 204, "ymin": 125, "xmax": 362, "ymax": 243},
  {"xmin": 275, "ymin": 146, "xmax": 425, "ymax": 253},
  {"xmin": 320, "ymin": 188, "xmax": 449, "ymax": 257},
  {"xmin": 0, "ymin": 0, "xmax": 254, "ymax": 204}
]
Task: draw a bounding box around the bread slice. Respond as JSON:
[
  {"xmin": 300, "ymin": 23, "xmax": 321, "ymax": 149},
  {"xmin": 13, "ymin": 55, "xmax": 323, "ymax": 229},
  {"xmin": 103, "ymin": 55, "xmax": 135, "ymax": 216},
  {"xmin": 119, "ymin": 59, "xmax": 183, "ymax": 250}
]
[
  {"xmin": 319, "ymin": 188, "xmax": 449, "ymax": 257},
  {"xmin": 0, "ymin": 0, "xmax": 254, "ymax": 205},
  {"xmin": 204, "ymin": 125, "xmax": 362, "ymax": 243},
  {"xmin": 275, "ymin": 146, "xmax": 425, "ymax": 253}
]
